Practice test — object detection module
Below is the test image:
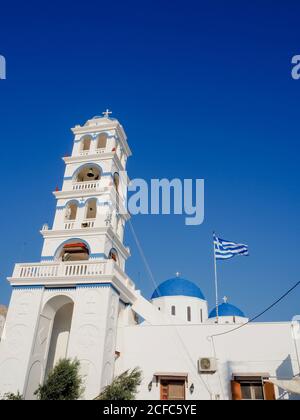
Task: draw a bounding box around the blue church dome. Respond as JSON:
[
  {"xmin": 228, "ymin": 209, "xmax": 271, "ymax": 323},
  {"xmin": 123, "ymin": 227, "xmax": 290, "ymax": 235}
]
[
  {"xmin": 209, "ymin": 302, "xmax": 245, "ymax": 318},
  {"xmin": 151, "ymin": 277, "xmax": 205, "ymax": 300}
]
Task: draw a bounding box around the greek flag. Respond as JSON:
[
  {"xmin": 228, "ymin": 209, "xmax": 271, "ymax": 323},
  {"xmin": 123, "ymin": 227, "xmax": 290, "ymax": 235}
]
[{"xmin": 214, "ymin": 233, "xmax": 249, "ymax": 260}]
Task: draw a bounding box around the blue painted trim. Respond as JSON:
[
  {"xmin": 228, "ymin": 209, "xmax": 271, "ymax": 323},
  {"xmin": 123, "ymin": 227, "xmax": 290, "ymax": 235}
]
[
  {"xmin": 90, "ymin": 253, "xmax": 106, "ymax": 259},
  {"xmin": 77, "ymin": 283, "xmax": 120, "ymax": 296},
  {"xmin": 44, "ymin": 286, "xmax": 76, "ymax": 291},
  {"xmin": 13, "ymin": 285, "xmax": 44, "ymax": 290},
  {"xmin": 41, "ymin": 257, "xmax": 54, "ymax": 262}
]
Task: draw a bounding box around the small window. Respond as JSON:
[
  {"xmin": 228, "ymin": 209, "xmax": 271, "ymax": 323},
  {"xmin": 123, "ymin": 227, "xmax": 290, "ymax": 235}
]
[
  {"xmin": 187, "ymin": 307, "xmax": 191, "ymax": 322},
  {"xmin": 82, "ymin": 136, "xmax": 91, "ymax": 151},
  {"xmin": 97, "ymin": 133, "xmax": 107, "ymax": 149},
  {"xmin": 65, "ymin": 203, "xmax": 78, "ymax": 221},
  {"xmin": 171, "ymin": 306, "xmax": 176, "ymax": 316},
  {"xmin": 109, "ymin": 248, "xmax": 118, "ymax": 263},
  {"xmin": 85, "ymin": 199, "xmax": 97, "ymax": 219},
  {"xmin": 200, "ymin": 309, "xmax": 203, "ymax": 323}
]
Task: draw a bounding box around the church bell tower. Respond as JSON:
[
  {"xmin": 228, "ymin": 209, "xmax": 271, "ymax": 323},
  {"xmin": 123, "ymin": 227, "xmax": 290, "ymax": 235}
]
[{"xmin": 0, "ymin": 112, "xmax": 137, "ymax": 399}]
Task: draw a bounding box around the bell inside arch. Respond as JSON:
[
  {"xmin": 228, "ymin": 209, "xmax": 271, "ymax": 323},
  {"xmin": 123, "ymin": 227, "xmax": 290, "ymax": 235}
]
[{"xmin": 87, "ymin": 168, "xmax": 95, "ymax": 178}]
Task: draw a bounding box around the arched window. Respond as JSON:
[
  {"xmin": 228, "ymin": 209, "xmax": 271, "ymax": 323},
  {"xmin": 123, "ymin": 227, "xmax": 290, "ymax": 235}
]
[
  {"xmin": 85, "ymin": 199, "xmax": 97, "ymax": 219},
  {"xmin": 59, "ymin": 242, "xmax": 89, "ymax": 262},
  {"xmin": 97, "ymin": 133, "xmax": 108, "ymax": 149},
  {"xmin": 65, "ymin": 202, "xmax": 78, "ymax": 221},
  {"xmin": 76, "ymin": 165, "xmax": 101, "ymax": 182},
  {"xmin": 113, "ymin": 172, "xmax": 120, "ymax": 190},
  {"xmin": 171, "ymin": 306, "xmax": 176, "ymax": 316},
  {"xmin": 187, "ymin": 307, "xmax": 191, "ymax": 322},
  {"xmin": 81, "ymin": 136, "xmax": 92, "ymax": 152},
  {"xmin": 109, "ymin": 248, "xmax": 118, "ymax": 263}
]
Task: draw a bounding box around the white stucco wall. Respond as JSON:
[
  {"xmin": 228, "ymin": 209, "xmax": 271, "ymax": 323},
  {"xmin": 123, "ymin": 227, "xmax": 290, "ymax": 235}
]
[{"xmin": 115, "ymin": 320, "xmax": 300, "ymax": 400}]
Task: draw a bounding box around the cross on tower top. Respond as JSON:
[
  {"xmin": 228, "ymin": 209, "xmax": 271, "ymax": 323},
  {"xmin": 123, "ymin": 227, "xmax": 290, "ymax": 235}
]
[
  {"xmin": 102, "ymin": 109, "xmax": 112, "ymax": 118},
  {"xmin": 223, "ymin": 296, "xmax": 229, "ymax": 304},
  {"xmin": 175, "ymin": 272, "xmax": 181, "ymax": 278}
]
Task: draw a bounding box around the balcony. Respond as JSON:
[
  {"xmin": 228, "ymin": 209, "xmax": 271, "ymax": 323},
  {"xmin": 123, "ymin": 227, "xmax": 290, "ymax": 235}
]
[
  {"xmin": 72, "ymin": 181, "xmax": 101, "ymax": 191},
  {"xmin": 9, "ymin": 260, "xmax": 137, "ymax": 302}
]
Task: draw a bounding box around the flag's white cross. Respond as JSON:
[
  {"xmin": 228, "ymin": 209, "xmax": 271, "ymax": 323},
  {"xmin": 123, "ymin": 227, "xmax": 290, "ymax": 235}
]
[{"xmin": 102, "ymin": 109, "xmax": 112, "ymax": 118}]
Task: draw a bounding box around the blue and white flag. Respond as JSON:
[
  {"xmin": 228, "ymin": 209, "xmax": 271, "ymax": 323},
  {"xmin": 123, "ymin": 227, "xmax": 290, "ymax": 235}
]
[{"xmin": 214, "ymin": 233, "xmax": 249, "ymax": 260}]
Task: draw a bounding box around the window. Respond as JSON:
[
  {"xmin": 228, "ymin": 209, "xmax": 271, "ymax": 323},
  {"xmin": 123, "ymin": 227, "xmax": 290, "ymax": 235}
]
[
  {"xmin": 113, "ymin": 172, "xmax": 120, "ymax": 190},
  {"xmin": 65, "ymin": 202, "xmax": 78, "ymax": 220},
  {"xmin": 231, "ymin": 376, "xmax": 275, "ymax": 401},
  {"xmin": 187, "ymin": 307, "xmax": 191, "ymax": 322},
  {"xmin": 97, "ymin": 133, "xmax": 107, "ymax": 149},
  {"xmin": 200, "ymin": 309, "xmax": 203, "ymax": 323},
  {"xmin": 241, "ymin": 382, "xmax": 264, "ymax": 400},
  {"xmin": 171, "ymin": 306, "xmax": 176, "ymax": 316},
  {"xmin": 109, "ymin": 248, "xmax": 118, "ymax": 263},
  {"xmin": 160, "ymin": 380, "xmax": 185, "ymax": 400},
  {"xmin": 85, "ymin": 199, "xmax": 97, "ymax": 219},
  {"xmin": 81, "ymin": 136, "xmax": 91, "ymax": 152}
]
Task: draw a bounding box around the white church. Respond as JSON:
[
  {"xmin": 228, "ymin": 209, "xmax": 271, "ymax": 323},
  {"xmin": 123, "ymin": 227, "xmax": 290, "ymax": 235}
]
[{"xmin": 0, "ymin": 113, "xmax": 299, "ymax": 401}]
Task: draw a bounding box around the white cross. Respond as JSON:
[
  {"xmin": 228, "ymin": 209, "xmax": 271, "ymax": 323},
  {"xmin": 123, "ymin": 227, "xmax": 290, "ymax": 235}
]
[
  {"xmin": 102, "ymin": 109, "xmax": 112, "ymax": 118},
  {"xmin": 223, "ymin": 296, "xmax": 229, "ymax": 304},
  {"xmin": 175, "ymin": 272, "xmax": 181, "ymax": 278}
]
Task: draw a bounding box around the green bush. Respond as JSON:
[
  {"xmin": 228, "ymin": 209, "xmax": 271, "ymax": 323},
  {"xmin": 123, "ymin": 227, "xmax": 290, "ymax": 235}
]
[
  {"xmin": 96, "ymin": 368, "xmax": 142, "ymax": 400},
  {"xmin": 35, "ymin": 359, "xmax": 83, "ymax": 400},
  {"xmin": 1, "ymin": 392, "xmax": 23, "ymax": 400}
]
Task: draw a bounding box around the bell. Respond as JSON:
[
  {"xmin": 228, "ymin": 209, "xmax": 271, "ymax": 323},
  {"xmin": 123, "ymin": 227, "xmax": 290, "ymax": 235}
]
[{"xmin": 87, "ymin": 168, "xmax": 95, "ymax": 178}]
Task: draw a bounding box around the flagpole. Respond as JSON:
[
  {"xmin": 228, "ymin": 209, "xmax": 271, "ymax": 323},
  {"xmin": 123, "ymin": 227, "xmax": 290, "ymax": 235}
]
[{"xmin": 213, "ymin": 233, "xmax": 219, "ymax": 323}]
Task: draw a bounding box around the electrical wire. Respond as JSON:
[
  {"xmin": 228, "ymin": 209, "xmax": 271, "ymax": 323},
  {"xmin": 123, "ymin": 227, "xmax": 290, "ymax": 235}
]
[{"xmin": 210, "ymin": 279, "xmax": 300, "ymax": 339}]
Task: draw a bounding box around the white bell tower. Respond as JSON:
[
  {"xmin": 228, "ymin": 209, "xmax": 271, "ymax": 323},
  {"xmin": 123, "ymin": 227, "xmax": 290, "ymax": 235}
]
[{"xmin": 0, "ymin": 112, "xmax": 138, "ymax": 399}]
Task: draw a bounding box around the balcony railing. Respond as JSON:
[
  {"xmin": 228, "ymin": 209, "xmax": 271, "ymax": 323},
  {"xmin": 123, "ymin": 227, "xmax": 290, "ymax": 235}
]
[
  {"xmin": 10, "ymin": 260, "xmax": 137, "ymax": 297},
  {"xmin": 72, "ymin": 181, "xmax": 101, "ymax": 191},
  {"xmin": 64, "ymin": 219, "xmax": 96, "ymax": 230},
  {"xmin": 14, "ymin": 260, "xmax": 107, "ymax": 279}
]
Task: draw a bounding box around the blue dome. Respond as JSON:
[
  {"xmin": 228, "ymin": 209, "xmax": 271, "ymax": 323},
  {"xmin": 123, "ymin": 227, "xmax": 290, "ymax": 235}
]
[
  {"xmin": 209, "ymin": 303, "xmax": 245, "ymax": 318},
  {"xmin": 151, "ymin": 277, "xmax": 205, "ymax": 300}
]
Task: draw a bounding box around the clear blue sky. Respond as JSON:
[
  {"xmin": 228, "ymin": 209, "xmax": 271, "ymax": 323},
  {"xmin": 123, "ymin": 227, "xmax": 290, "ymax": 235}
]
[{"xmin": 0, "ymin": 0, "xmax": 299, "ymax": 321}]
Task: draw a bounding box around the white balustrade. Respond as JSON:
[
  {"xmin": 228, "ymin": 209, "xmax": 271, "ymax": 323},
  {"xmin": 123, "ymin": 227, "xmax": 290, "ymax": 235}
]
[
  {"xmin": 64, "ymin": 221, "xmax": 75, "ymax": 230},
  {"xmin": 73, "ymin": 181, "xmax": 100, "ymax": 191},
  {"xmin": 14, "ymin": 261, "xmax": 107, "ymax": 279}
]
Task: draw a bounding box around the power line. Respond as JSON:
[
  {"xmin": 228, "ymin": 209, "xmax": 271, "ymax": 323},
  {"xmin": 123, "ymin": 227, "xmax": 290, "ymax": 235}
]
[{"xmin": 210, "ymin": 279, "xmax": 300, "ymax": 339}]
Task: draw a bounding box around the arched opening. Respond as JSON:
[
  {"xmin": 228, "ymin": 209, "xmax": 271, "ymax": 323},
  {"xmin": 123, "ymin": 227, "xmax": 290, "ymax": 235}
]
[
  {"xmin": 76, "ymin": 165, "xmax": 101, "ymax": 182},
  {"xmin": 25, "ymin": 295, "xmax": 74, "ymax": 400},
  {"xmin": 187, "ymin": 306, "xmax": 191, "ymax": 322},
  {"xmin": 81, "ymin": 135, "xmax": 92, "ymax": 152},
  {"xmin": 59, "ymin": 242, "xmax": 90, "ymax": 262},
  {"xmin": 85, "ymin": 198, "xmax": 97, "ymax": 219},
  {"xmin": 109, "ymin": 248, "xmax": 118, "ymax": 263},
  {"xmin": 97, "ymin": 133, "xmax": 108, "ymax": 150},
  {"xmin": 46, "ymin": 301, "xmax": 74, "ymax": 376},
  {"xmin": 65, "ymin": 202, "xmax": 78, "ymax": 221},
  {"xmin": 113, "ymin": 172, "xmax": 120, "ymax": 191}
]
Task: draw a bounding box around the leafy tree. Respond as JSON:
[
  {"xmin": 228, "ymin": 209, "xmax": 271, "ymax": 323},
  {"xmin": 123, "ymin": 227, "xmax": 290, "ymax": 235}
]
[
  {"xmin": 1, "ymin": 392, "xmax": 23, "ymax": 400},
  {"xmin": 35, "ymin": 359, "xmax": 83, "ymax": 400},
  {"xmin": 96, "ymin": 368, "xmax": 142, "ymax": 400}
]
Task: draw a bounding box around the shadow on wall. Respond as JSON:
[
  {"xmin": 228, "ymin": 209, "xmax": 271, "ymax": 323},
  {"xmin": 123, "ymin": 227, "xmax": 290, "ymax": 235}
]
[{"xmin": 276, "ymin": 355, "xmax": 299, "ymax": 400}]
